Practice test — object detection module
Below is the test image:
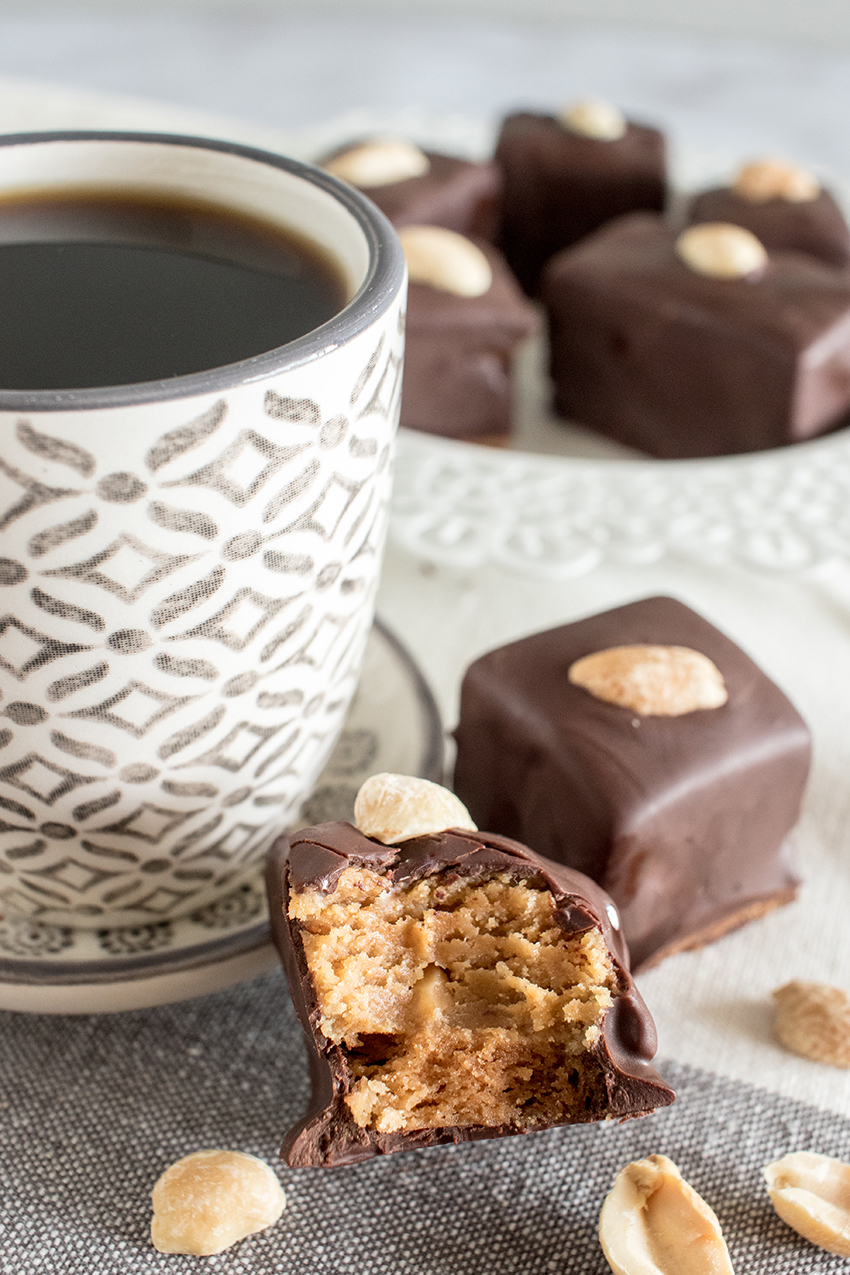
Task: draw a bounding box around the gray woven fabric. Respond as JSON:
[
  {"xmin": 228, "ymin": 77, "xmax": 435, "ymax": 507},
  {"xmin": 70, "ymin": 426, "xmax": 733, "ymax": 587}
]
[{"xmin": 1, "ymin": 970, "xmax": 847, "ymax": 1273}]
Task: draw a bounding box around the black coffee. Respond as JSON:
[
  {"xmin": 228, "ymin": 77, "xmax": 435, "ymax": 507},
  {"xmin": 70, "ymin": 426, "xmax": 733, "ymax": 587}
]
[{"xmin": 0, "ymin": 190, "xmax": 348, "ymax": 390}]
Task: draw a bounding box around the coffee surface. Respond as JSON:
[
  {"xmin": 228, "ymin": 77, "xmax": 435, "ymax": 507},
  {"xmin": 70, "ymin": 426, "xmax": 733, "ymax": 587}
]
[{"xmin": 0, "ymin": 191, "xmax": 347, "ymax": 389}]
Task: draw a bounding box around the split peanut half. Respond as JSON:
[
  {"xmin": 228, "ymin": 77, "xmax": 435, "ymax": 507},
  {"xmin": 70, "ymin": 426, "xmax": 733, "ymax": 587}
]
[
  {"xmin": 764, "ymin": 1151, "xmax": 850, "ymax": 1257},
  {"xmin": 599, "ymin": 1154, "xmax": 734, "ymax": 1275}
]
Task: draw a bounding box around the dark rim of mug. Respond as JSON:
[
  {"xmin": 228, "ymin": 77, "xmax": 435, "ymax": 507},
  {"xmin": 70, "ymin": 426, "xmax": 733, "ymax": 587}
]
[{"xmin": 0, "ymin": 129, "xmax": 406, "ymax": 412}]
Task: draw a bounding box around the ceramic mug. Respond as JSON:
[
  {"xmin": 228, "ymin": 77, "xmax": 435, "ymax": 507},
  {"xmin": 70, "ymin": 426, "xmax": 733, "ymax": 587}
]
[{"xmin": 0, "ymin": 131, "xmax": 406, "ymax": 928}]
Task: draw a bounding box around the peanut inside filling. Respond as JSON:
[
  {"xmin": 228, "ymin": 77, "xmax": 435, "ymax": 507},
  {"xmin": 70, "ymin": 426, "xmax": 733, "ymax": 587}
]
[{"xmin": 289, "ymin": 866, "xmax": 617, "ymax": 1134}]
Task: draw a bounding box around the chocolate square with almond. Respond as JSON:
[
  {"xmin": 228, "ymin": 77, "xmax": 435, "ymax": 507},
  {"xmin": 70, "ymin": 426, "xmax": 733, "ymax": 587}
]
[
  {"xmin": 687, "ymin": 186, "xmax": 850, "ymax": 267},
  {"xmin": 322, "ymin": 140, "xmax": 501, "ymax": 240},
  {"xmin": 495, "ymin": 108, "xmax": 666, "ymax": 294},
  {"xmin": 453, "ymin": 596, "xmax": 811, "ymax": 970},
  {"xmin": 400, "ymin": 233, "xmax": 538, "ymax": 441},
  {"xmin": 541, "ymin": 212, "xmax": 850, "ymax": 457},
  {"xmin": 686, "ymin": 159, "xmax": 850, "ymax": 267},
  {"xmin": 267, "ymin": 776, "xmax": 673, "ymax": 1167}
]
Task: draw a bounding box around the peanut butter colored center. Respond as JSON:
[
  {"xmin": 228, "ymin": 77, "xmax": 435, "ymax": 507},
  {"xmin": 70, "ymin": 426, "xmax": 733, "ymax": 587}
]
[{"xmin": 290, "ymin": 867, "xmax": 616, "ymax": 1133}]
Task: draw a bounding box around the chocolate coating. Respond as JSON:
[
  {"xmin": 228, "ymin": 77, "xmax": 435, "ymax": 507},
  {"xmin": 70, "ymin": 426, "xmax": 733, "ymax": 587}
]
[
  {"xmin": 267, "ymin": 821, "xmax": 674, "ymax": 1167},
  {"xmin": 495, "ymin": 112, "xmax": 666, "ymax": 295},
  {"xmin": 324, "ymin": 147, "xmax": 501, "ymax": 240},
  {"xmin": 541, "ymin": 212, "xmax": 850, "ymax": 457},
  {"xmin": 687, "ymin": 185, "xmax": 850, "ymax": 267},
  {"xmin": 453, "ymin": 596, "xmax": 811, "ymax": 971},
  {"xmin": 401, "ymin": 238, "xmax": 538, "ymax": 440}
]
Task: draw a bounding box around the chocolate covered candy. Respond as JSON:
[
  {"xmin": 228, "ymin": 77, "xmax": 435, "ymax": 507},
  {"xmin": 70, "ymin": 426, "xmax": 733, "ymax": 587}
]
[
  {"xmin": 541, "ymin": 212, "xmax": 850, "ymax": 457},
  {"xmin": 322, "ymin": 140, "xmax": 500, "ymax": 240},
  {"xmin": 495, "ymin": 103, "xmax": 666, "ymax": 294},
  {"xmin": 687, "ymin": 159, "xmax": 850, "ymax": 267},
  {"xmin": 267, "ymin": 775, "xmax": 673, "ymax": 1167},
  {"xmin": 453, "ymin": 597, "xmax": 811, "ymax": 971},
  {"xmin": 398, "ymin": 227, "xmax": 538, "ymax": 441}
]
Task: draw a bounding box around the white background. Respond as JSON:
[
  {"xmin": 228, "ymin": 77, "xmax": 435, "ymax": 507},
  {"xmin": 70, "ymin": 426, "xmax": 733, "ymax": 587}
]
[{"xmin": 2, "ymin": 0, "xmax": 850, "ymax": 47}]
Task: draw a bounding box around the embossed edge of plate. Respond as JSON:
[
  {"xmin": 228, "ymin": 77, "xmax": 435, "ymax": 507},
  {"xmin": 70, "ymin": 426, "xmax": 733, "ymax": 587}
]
[{"xmin": 391, "ymin": 424, "xmax": 850, "ymax": 577}]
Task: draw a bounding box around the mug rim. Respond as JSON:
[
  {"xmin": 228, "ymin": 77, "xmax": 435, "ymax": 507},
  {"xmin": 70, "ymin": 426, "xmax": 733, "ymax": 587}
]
[{"xmin": 0, "ymin": 129, "xmax": 406, "ymax": 413}]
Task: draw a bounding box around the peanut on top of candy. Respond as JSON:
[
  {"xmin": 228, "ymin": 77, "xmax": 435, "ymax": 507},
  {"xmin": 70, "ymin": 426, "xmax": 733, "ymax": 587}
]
[
  {"xmin": 323, "ymin": 139, "xmax": 430, "ymax": 188},
  {"xmin": 733, "ymin": 157, "xmax": 820, "ymax": 204},
  {"xmin": 558, "ymin": 98, "xmax": 627, "ymax": 141},
  {"xmin": 398, "ymin": 225, "xmax": 493, "ymax": 298},
  {"xmin": 675, "ymin": 222, "xmax": 768, "ymax": 280},
  {"xmin": 354, "ymin": 773, "xmax": 477, "ymax": 844},
  {"xmin": 568, "ymin": 644, "xmax": 728, "ymax": 717}
]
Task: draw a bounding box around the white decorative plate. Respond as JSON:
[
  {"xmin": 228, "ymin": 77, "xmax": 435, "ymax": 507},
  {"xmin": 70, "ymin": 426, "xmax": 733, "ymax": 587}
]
[
  {"xmin": 0, "ymin": 81, "xmax": 845, "ymax": 578},
  {"xmin": 0, "ymin": 619, "xmax": 443, "ymax": 1013},
  {"xmin": 381, "ymin": 132, "xmax": 850, "ymax": 580},
  {"xmin": 392, "ymin": 423, "xmax": 850, "ymax": 578},
  {"xmin": 262, "ymin": 108, "xmax": 850, "ymax": 581}
]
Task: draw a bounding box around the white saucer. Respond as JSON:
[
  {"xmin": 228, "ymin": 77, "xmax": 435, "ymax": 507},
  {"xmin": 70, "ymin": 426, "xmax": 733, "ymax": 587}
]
[{"xmin": 0, "ymin": 620, "xmax": 443, "ymax": 1013}]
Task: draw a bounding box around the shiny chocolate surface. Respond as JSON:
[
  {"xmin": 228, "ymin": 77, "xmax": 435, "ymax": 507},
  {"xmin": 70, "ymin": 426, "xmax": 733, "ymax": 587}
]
[
  {"xmin": 495, "ymin": 112, "xmax": 666, "ymax": 295},
  {"xmin": 541, "ymin": 212, "xmax": 850, "ymax": 456},
  {"xmin": 401, "ymin": 238, "xmax": 537, "ymax": 439},
  {"xmin": 453, "ymin": 596, "xmax": 811, "ymax": 969}
]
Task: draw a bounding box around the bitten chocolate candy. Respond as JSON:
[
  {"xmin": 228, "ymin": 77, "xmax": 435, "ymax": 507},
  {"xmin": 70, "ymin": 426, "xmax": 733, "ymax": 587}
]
[
  {"xmin": 267, "ymin": 821, "xmax": 674, "ymax": 1167},
  {"xmin": 323, "ymin": 143, "xmax": 501, "ymax": 240},
  {"xmin": 400, "ymin": 237, "xmax": 538, "ymax": 441},
  {"xmin": 495, "ymin": 110, "xmax": 666, "ymax": 295},
  {"xmin": 687, "ymin": 184, "xmax": 850, "ymax": 267},
  {"xmin": 453, "ymin": 596, "xmax": 811, "ymax": 971},
  {"xmin": 541, "ymin": 212, "xmax": 850, "ymax": 457}
]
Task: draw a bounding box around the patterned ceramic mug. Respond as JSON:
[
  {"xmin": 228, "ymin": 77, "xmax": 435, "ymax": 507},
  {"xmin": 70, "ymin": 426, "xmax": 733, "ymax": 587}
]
[{"xmin": 0, "ymin": 131, "xmax": 406, "ymax": 928}]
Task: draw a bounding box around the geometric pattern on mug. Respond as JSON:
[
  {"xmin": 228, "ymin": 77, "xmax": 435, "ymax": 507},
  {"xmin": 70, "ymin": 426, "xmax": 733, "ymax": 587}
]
[
  {"xmin": 0, "ymin": 302, "xmax": 404, "ymax": 923},
  {"xmin": 0, "ymin": 716, "xmax": 382, "ymax": 962}
]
